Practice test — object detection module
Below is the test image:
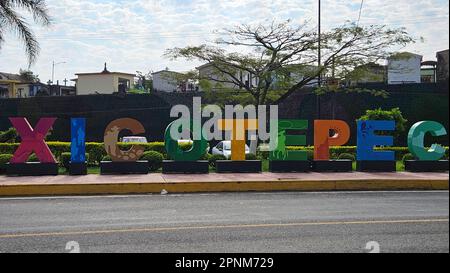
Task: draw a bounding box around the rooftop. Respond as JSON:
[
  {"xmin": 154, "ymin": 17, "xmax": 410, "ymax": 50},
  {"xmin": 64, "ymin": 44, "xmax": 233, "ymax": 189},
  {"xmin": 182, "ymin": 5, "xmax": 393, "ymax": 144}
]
[{"xmin": 74, "ymin": 63, "xmax": 136, "ymax": 77}]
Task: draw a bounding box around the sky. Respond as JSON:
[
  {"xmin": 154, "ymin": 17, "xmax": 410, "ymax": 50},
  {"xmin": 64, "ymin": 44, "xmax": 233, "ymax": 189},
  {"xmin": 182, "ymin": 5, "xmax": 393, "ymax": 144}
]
[{"xmin": 0, "ymin": 0, "xmax": 449, "ymax": 85}]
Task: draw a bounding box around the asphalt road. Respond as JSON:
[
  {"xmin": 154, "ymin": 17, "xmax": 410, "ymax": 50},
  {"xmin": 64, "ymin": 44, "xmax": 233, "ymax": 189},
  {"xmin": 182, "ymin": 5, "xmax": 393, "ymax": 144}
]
[{"xmin": 0, "ymin": 191, "xmax": 448, "ymax": 253}]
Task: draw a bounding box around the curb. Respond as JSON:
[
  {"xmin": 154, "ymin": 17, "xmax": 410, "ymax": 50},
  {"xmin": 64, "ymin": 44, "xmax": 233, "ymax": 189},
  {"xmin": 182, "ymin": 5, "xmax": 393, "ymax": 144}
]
[{"xmin": 0, "ymin": 179, "xmax": 448, "ymax": 197}]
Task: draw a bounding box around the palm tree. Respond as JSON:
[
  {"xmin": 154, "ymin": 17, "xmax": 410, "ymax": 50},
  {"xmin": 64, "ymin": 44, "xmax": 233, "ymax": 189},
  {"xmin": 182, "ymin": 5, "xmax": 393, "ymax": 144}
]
[{"xmin": 0, "ymin": 0, "xmax": 51, "ymax": 65}]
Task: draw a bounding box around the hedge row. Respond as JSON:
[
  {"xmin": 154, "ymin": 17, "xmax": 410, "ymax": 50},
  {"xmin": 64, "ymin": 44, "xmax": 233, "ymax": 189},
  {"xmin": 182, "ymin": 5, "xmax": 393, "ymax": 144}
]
[
  {"xmin": 1, "ymin": 143, "xmax": 448, "ymax": 163},
  {"xmin": 0, "ymin": 142, "xmax": 167, "ymax": 164},
  {"xmin": 261, "ymin": 146, "xmax": 450, "ymax": 160}
]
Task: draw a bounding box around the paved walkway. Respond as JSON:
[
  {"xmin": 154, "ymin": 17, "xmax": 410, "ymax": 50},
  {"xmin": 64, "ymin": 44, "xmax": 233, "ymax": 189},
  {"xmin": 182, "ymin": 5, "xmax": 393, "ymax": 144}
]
[
  {"xmin": 0, "ymin": 172, "xmax": 448, "ymax": 185},
  {"xmin": 0, "ymin": 172, "xmax": 448, "ymax": 196}
]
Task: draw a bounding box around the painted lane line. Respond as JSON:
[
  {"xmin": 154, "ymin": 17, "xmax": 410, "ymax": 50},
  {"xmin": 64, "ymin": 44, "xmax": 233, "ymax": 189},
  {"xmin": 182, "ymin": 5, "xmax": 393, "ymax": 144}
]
[
  {"xmin": 0, "ymin": 190, "xmax": 448, "ymax": 201},
  {"xmin": 0, "ymin": 218, "xmax": 448, "ymax": 239}
]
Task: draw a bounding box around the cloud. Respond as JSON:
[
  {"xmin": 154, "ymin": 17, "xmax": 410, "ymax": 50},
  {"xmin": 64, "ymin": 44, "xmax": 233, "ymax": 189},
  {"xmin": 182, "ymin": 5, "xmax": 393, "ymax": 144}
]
[{"xmin": 0, "ymin": 0, "xmax": 448, "ymax": 83}]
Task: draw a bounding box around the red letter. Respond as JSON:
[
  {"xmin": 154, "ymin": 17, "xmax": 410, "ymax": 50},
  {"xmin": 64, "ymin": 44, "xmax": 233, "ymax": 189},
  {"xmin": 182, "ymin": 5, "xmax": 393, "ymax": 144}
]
[
  {"xmin": 9, "ymin": 118, "xmax": 57, "ymax": 163},
  {"xmin": 314, "ymin": 120, "xmax": 350, "ymax": 161}
]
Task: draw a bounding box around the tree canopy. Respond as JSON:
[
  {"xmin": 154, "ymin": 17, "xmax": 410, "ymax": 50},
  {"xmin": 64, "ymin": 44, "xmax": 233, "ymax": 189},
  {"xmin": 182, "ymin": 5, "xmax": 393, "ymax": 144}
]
[
  {"xmin": 358, "ymin": 107, "xmax": 408, "ymax": 139},
  {"xmin": 0, "ymin": 0, "xmax": 52, "ymax": 65},
  {"xmin": 165, "ymin": 20, "xmax": 414, "ymax": 106},
  {"xmin": 19, "ymin": 68, "xmax": 40, "ymax": 82}
]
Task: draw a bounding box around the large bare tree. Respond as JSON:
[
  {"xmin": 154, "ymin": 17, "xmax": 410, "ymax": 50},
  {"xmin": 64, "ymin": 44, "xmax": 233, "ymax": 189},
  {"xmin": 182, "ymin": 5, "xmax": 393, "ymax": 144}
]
[
  {"xmin": 0, "ymin": 0, "xmax": 51, "ymax": 65},
  {"xmin": 165, "ymin": 20, "xmax": 414, "ymax": 106}
]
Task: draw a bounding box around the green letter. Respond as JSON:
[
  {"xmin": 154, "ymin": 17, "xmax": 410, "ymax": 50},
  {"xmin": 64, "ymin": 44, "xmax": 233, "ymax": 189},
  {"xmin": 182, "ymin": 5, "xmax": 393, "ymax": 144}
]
[
  {"xmin": 270, "ymin": 120, "xmax": 308, "ymax": 161},
  {"xmin": 165, "ymin": 120, "xmax": 208, "ymax": 161},
  {"xmin": 408, "ymin": 121, "xmax": 447, "ymax": 161}
]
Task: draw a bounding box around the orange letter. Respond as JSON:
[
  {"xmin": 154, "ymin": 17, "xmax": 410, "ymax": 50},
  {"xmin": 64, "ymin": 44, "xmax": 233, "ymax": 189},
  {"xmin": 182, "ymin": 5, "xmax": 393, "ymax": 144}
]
[
  {"xmin": 314, "ymin": 120, "xmax": 350, "ymax": 161},
  {"xmin": 104, "ymin": 118, "xmax": 145, "ymax": 162},
  {"xmin": 219, "ymin": 119, "xmax": 258, "ymax": 161}
]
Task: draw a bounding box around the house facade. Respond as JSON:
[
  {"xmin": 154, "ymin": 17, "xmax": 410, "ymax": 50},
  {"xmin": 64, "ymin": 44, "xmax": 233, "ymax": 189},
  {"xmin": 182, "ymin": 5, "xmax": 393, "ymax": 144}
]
[
  {"xmin": 0, "ymin": 72, "xmax": 51, "ymax": 98},
  {"xmin": 196, "ymin": 63, "xmax": 320, "ymax": 92},
  {"xmin": 387, "ymin": 52, "xmax": 423, "ymax": 84},
  {"xmin": 197, "ymin": 63, "xmax": 258, "ymax": 92},
  {"xmin": 152, "ymin": 70, "xmax": 196, "ymax": 93},
  {"xmin": 351, "ymin": 62, "xmax": 387, "ymax": 84},
  {"xmin": 436, "ymin": 49, "xmax": 449, "ymax": 82},
  {"xmin": 420, "ymin": 61, "xmax": 437, "ymax": 83},
  {"xmin": 0, "ymin": 72, "xmax": 21, "ymax": 98},
  {"xmin": 72, "ymin": 64, "xmax": 135, "ymax": 95}
]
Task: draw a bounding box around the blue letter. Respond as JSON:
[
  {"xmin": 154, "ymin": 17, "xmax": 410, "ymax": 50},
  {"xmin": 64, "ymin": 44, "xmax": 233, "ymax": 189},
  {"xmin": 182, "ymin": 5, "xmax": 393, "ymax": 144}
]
[
  {"xmin": 71, "ymin": 118, "xmax": 86, "ymax": 163},
  {"xmin": 357, "ymin": 120, "xmax": 395, "ymax": 161}
]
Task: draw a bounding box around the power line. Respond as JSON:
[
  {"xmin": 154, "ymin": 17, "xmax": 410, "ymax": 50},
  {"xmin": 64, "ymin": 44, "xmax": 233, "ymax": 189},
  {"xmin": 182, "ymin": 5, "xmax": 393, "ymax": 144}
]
[{"xmin": 357, "ymin": 0, "xmax": 364, "ymax": 27}]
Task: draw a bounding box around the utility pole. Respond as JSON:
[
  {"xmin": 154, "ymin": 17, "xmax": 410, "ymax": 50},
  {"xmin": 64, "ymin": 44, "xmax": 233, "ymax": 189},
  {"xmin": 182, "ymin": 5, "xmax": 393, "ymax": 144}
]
[
  {"xmin": 316, "ymin": 0, "xmax": 322, "ymax": 119},
  {"xmin": 52, "ymin": 61, "xmax": 66, "ymax": 85}
]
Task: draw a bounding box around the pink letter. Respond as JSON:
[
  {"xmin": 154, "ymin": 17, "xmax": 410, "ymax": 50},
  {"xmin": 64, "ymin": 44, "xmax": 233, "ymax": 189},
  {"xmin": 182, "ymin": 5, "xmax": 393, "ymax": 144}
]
[{"xmin": 9, "ymin": 118, "xmax": 57, "ymax": 163}]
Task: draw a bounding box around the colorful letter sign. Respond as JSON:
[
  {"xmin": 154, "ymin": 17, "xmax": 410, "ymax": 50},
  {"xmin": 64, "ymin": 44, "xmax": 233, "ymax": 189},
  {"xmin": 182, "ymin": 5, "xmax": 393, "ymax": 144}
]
[
  {"xmin": 219, "ymin": 119, "xmax": 258, "ymax": 161},
  {"xmin": 71, "ymin": 118, "xmax": 86, "ymax": 163},
  {"xmin": 165, "ymin": 120, "xmax": 208, "ymax": 161},
  {"xmin": 314, "ymin": 120, "xmax": 350, "ymax": 161},
  {"xmin": 9, "ymin": 117, "xmax": 57, "ymax": 163},
  {"xmin": 408, "ymin": 121, "xmax": 447, "ymax": 161},
  {"xmin": 104, "ymin": 118, "xmax": 145, "ymax": 162},
  {"xmin": 5, "ymin": 113, "xmax": 448, "ymax": 176},
  {"xmin": 270, "ymin": 120, "xmax": 308, "ymax": 161},
  {"xmin": 357, "ymin": 120, "xmax": 395, "ymax": 161}
]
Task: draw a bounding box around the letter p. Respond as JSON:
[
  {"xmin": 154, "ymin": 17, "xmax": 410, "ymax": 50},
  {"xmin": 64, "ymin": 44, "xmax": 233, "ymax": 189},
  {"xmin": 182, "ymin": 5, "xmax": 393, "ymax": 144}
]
[{"xmin": 314, "ymin": 120, "xmax": 350, "ymax": 161}]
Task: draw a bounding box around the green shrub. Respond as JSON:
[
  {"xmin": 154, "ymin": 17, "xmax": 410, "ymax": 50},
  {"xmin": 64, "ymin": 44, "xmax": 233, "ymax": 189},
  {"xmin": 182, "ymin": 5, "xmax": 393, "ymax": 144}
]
[
  {"xmin": 28, "ymin": 154, "xmax": 39, "ymax": 162},
  {"xmin": 358, "ymin": 107, "xmax": 408, "ymax": 139},
  {"xmin": 257, "ymin": 150, "xmax": 269, "ymax": 160},
  {"xmin": 209, "ymin": 154, "xmax": 227, "ymax": 168},
  {"xmin": 59, "ymin": 153, "xmax": 90, "ymax": 169},
  {"xmin": 86, "ymin": 143, "xmax": 106, "ymax": 164},
  {"xmin": 140, "ymin": 151, "xmax": 164, "ymax": 172},
  {"xmin": 338, "ymin": 153, "xmax": 356, "ymax": 161},
  {"xmin": 60, "ymin": 153, "xmax": 71, "ymax": 169},
  {"xmin": 1, "ymin": 142, "xmax": 447, "ymax": 163},
  {"xmin": 306, "ymin": 150, "xmax": 314, "ymax": 161},
  {"xmin": 402, "ymin": 153, "xmax": 416, "ymax": 164},
  {"xmin": 0, "ymin": 154, "xmax": 13, "ymax": 173},
  {"xmin": 179, "ymin": 142, "xmax": 193, "ymax": 151},
  {"xmin": 0, "ymin": 128, "xmax": 17, "ymax": 143},
  {"xmin": 245, "ymin": 153, "xmax": 257, "ymax": 160},
  {"xmin": 200, "ymin": 153, "xmax": 212, "ymax": 161},
  {"xmin": 102, "ymin": 155, "xmax": 112, "ymax": 162},
  {"xmin": 145, "ymin": 142, "xmax": 166, "ymax": 154},
  {"xmin": 0, "ymin": 143, "xmax": 18, "ymax": 154}
]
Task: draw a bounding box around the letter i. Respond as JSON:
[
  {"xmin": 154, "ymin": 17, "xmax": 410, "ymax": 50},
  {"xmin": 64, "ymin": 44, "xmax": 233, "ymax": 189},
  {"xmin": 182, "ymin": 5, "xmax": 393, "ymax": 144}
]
[{"xmin": 71, "ymin": 118, "xmax": 86, "ymax": 163}]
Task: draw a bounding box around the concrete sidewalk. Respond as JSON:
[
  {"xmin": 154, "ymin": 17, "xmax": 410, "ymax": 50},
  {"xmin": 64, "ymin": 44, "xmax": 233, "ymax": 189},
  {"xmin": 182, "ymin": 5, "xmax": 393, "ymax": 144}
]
[{"xmin": 0, "ymin": 172, "xmax": 448, "ymax": 197}]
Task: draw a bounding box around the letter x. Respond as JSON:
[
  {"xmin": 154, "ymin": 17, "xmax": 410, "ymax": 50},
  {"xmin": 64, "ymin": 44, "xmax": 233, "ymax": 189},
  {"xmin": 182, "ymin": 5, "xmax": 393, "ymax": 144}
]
[{"xmin": 9, "ymin": 118, "xmax": 57, "ymax": 163}]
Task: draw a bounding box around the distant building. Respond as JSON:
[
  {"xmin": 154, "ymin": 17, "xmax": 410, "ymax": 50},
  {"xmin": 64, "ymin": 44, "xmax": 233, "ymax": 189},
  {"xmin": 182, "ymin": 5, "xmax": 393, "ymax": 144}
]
[
  {"xmin": 0, "ymin": 72, "xmax": 53, "ymax": 98},
  {"xmin": 279, "ymin": 65, "xmax": 320, "ymax": 87},
  {"xmin": 16, "ymin": 82, "xmax": 52, "ymax": 98},
  {"xmin": 152, "ymin": 70, "xmax": 196, "ymax": 93},
  {"xmin": 0, "ymin": 72, "xmax": 21, "ymax": 98},
  {"xmin": 436, "ymin": 49, "xmax": 449, "ymax": 82},
  {"xmin": 71, "ymin": 63, "xmax": 135, "ymax": 95},
  {"xmin": 387, "ymin": 52, "xmax": 423, "ymax": 85},
  {"xmin": 196, "ymin": 63, "xmax": 258, "ymax": 92},
  {"xmin": 47, "ymin": 83, "xmax": 76, "ymax": 96},
  {"xmin": 351, "ymin": 62, "xmax": 387, "ymax": 84},
  {"xmin": 420, "ymin": 61, "xmax": 437, "ymax": 83}
]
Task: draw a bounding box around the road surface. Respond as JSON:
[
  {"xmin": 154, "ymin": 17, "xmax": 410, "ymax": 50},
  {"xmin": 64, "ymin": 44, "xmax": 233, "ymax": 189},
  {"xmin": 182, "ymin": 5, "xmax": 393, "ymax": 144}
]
[{"xmin": 0, "ymin": 191, "xmax": 448, "ymax": 253}]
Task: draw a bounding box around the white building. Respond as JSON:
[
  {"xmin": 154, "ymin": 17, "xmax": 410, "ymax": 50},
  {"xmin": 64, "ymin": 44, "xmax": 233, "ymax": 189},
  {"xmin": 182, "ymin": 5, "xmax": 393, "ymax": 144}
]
[
  {"xmin": 197, "ymin": 63, "xmax": 258, "ymax": 92},
  {"xmin": 197, "ymin": 63, "xmax": 319, "ymax": 92},
  {"xmin": 387, "ymin": 52, "xmax": 423, "ymax": 84},
  {"xmin": 152, "ymin": 70, "xmax": 196, "ymax": 93},
  {"xmin": 71, "ymin": 64, "xmax": 136, "ymax": 95}
]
